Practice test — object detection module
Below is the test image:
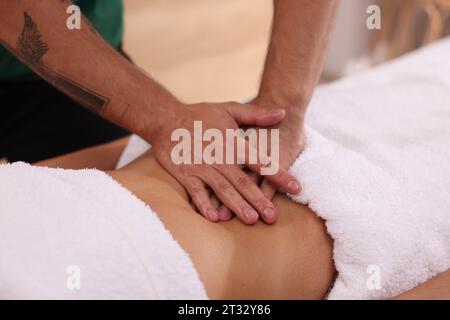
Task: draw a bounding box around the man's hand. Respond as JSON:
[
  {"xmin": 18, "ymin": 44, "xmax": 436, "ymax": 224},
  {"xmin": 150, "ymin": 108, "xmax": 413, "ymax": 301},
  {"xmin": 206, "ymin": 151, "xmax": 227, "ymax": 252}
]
[
  {"xmin": 214, "ymin": 99, "xmax": 305, "ymax": 224},
  {"xmin": 249, "ymin": 100, "xmax": 305, "ymax": 220},
  {"xmin": 148, "ymin": 101, "xmax": 301, "ymax": 225}
]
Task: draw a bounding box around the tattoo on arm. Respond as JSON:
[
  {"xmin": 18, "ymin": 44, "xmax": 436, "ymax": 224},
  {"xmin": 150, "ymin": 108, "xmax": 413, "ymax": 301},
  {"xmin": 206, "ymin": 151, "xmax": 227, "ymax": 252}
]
[
  {"xmin": 17, "ymin": 12, "xmax": 48, "ymax": 68},
  {"xmin": 2, "ymin": 12, "xmax": 110, "ymax": 114}
]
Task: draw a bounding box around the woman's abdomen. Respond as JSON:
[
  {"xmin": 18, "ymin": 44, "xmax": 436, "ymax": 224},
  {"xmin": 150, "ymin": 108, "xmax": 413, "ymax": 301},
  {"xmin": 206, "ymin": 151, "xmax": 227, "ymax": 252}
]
[{"xmin": 111, "ymin": 157, "xmax": 335, "ymax": 299}]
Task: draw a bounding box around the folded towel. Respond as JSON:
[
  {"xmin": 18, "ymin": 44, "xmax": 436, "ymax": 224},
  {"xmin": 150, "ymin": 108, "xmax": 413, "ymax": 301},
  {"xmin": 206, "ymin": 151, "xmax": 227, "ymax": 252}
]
[
  {"xmin": 0, "ymin": 162, "xmax": 207, "ymax": 299},
  {"xmin": 289, "ymin": 38, "xmax": 450, "ymax": 299},
  {"xmin": 118, "ymin": 38, "xmax": 450, "ymax": 299}
]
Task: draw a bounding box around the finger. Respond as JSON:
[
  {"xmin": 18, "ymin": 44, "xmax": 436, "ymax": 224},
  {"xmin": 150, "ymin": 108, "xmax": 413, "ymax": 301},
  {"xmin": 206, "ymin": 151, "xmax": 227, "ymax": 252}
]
[
  {"xmin": 260, "ymin": 178, "xmax": 278, "ymax": 200},
  {"xmin": 216, "ymin": 164, "xmax": 277, "ymax": 224},
  {"xmin": 192, "ymin": 187, "xmax": 216, "ymax": 213},
  {"xmin": 190, "ymin": 201, "xmax": 199, "ymax": 212},
  {"xmin": 210, "ymin": 192, "xmax": 234, "ymax": 221},
  {"xmin": 239, "ymin": 140, "xmax": 301, "ymax": 195},
  {"xmin": 184, "ymin": 177, "xmax": 220, "ymax": 222},
  {"xmin": 227, "ymin": 104, "xmax": 286, "ymax": 127},
  {"xmin": 210, "ymin": 194, "xmax": 221, "ymax": 209},
  {"xmin": 253, "ymin": 174, "xmax": 277, "ymax": 221},
  {"xmin": 201, "ymin": 168, "xmax": 259, "ymax": 225},
  {"xmin": 248, "ymin": 162, "xmax": 301, "ymax": 195},
  {"xmin": 247, "ymin": 171, "xmax": 261, "ymax": 185},
  {"xmin": 218, "ymin": 205, "xmax": 233, "ymax": 221}
]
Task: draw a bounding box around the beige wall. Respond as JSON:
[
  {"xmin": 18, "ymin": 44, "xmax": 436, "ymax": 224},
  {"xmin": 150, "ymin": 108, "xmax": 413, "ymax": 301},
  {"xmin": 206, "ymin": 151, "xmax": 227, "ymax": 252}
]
[
  {"xmin": 123, "ymin": 0, "xmax": 375, "ymax": 103},
  {"xmin": 124, "ymin": 0, "xmax": 272, "ymax": 104}
]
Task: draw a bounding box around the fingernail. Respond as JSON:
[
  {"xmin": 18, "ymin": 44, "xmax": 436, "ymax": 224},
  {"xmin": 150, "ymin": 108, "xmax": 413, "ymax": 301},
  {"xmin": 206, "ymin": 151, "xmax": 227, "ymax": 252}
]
[
  {"xmin": 288, "ymin": 180, "xmax": 300, "ymax": 194},
  {"xmin": 218, "ymin": 206, "xmax": 233, "ymax": 221},
  {"xmin": 266, "ymin": 110, "xmax": 284, "ymax": 118},
  {"xmin": 207, "ymin": 209, "xmax": 219, "ymax": 221},
  {"xmin": 243, "ymin": 208, "xmax": 258, "ymax": 222},
  {"xmin": 263, "ymin": 207, "xmax": 275, "ymax": 220}
]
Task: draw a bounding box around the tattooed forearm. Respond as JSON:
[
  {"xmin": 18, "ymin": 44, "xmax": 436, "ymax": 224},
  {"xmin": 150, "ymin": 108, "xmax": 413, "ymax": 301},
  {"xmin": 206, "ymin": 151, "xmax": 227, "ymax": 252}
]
[{"xmin": 6, "ymin": 12, "xmax": 110, "ymax": 114}]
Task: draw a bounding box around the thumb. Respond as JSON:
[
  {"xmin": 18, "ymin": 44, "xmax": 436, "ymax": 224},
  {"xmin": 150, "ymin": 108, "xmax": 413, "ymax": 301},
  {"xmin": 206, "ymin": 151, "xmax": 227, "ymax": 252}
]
[{"xmin": 227, "ymin": 104, "xmax": 286, "ymax": 126}]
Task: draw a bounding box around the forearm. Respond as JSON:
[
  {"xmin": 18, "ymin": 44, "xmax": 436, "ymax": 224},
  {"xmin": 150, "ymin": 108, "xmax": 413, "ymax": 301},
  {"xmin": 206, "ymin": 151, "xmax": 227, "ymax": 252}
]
[
  {"xmin": 0, "ymin": 0, "xmax": 180, "ymax": 141},
  {"xmin": 258, "ymin": 0, "xmax": 338, "ymax": 123}
]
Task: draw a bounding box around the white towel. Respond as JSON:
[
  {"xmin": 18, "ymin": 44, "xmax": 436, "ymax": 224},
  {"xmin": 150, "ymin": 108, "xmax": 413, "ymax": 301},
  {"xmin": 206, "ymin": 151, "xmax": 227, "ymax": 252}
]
[
  {"xmin": 117, "ymin": 38, "xmax": 450, "ymax": 299},
  {"xmin": 289, "ymin": 38, "xmax": 450, "ymax": 299},
  {"xmin": 0, "ymin": 162, "xmax": 207, "ymax": 299}
]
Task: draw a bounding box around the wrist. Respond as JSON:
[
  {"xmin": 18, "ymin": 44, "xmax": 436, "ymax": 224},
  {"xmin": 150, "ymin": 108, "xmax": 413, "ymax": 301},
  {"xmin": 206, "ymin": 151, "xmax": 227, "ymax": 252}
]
[
  {"xmin": 252, "ymin": 94, "xmax": 306, "ymax": 128},
  {"xmin": 105, "ymin": 76, "xmax": 185, "ymax": 143},
  {"xmin": 138, "ymin": 90, "xmax": 185, "ymax": 143},
  {"xmin": 257, "ymin": 79, "xmax": 311, "ymax": 106}
]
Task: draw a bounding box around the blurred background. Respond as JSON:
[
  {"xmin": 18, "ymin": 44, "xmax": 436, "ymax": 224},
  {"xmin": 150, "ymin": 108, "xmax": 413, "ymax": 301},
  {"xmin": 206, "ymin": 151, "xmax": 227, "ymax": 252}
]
[{"xmin": 123, "ymin": 0, "xmax": 450, "ymax": 104}]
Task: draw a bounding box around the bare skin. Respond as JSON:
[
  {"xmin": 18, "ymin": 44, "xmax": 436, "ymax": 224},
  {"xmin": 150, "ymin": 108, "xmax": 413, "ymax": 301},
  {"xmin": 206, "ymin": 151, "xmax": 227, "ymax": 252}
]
[
  {"xmin": 113, "ymin": 153, "xmax": 335, "ymax": 299},
  {"xmin": 37, "ymin": 138, "xmax": 335, "ymax": 299},
  {"xmin": 36, "ymin": 139, "xmax": 450, "ymax": 299},
  {"xmin": 394, "ymin": 271, "xmax": 450, "ymax": 300}
]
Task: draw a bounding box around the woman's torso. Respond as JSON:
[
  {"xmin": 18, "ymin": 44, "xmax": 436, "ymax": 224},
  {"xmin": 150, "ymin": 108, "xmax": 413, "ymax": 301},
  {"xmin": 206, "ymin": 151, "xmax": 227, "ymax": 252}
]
[{"xmin": 109, "ymin": 151, "xmax": 335, "ymax": 299}]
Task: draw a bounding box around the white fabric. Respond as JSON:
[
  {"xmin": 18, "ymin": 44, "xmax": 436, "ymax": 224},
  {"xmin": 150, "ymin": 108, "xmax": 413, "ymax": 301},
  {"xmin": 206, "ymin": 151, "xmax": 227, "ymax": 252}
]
[
  {"xmin": 290, "ymin": 38, "xmax": 450, "ymax": 299},
  {"xmin": 116, "ymin": 134, "xmax": 150, "ymax": 169},
  {"xmin": 0, "ymin": 162, "xmax": 207, "ymax": 299},
  {"xmin": 118, "ymin": 38, "xmax": 450, "ymax": 299}
]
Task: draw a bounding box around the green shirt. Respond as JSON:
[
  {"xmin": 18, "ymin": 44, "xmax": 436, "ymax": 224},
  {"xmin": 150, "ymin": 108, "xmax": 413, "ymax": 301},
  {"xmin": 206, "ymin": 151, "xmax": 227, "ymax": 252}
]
[{"xmin": 0, "ymin": 0, "xmax": 123, "ymax": 82}]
